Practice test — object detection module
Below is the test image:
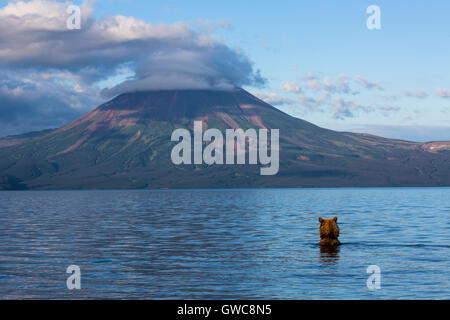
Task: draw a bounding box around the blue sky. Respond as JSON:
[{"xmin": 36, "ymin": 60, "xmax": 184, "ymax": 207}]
[{"xmin": 0, "ymin": 0, "xmax": 449, "ymax": 141}]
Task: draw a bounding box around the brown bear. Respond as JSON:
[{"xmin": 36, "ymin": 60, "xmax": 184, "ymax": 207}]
[{"xmin": 318, "ymin": 216, "xmax": 341, "ymax": 246}]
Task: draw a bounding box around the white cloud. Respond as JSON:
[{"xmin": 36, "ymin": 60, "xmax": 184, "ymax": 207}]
[
  {"xmin": 301, "ymin": 72, "xmax": 320, "ymax": 81},
  {"xmin": 381, "ymin": 93, "xmax": 399, "ymax": 101},
  {"xmin": 294, "ymin": 92, "xmax": 401, "ymax": 119},
  {"xmin": 0, "ymin": 0, "xmax": 266, "ymax": 136},
  {"xmin": 402, "ymin": 115, "xmax": 413, "ymax": 121},
  {"xmin": 281, "ymin": 73, "xmax": 398, "ymax": 119},
  {"xmin": 0, "ymin": 0, "xmax": 265, "ymax": 90},
  {"xmin": 324, "ymin": 74, "xmax": 358, "ymax": 94},
  {"xmin": 404, "ymin": 89, "xmax": 428, "ymax": 99},
  {"xmin": 331, "ymin": 98, "xmax": 372, "ymax": 119},
  {"xmin": 354, "ymin": 75, "xmax": 383, "ymax": 90},
  {"xmin": 436, "ymin": 88, "xmax": 450, "ymax": 98},
  {"xmin": 378, "ymin": 105, "xmax": 401, "ymax": 112},
  {"xmin": 298, "ymin": 93, "xmax": 329, "ymax": 112},
  {"xmin": 281, "ymin": 81, "xmax": 302, "ymax": 93},
  {"xmin": 253, "ymin": 92, "xmax": 294, "ymax": 106},
  {"xmin": 282, "ymin": 73, "xmax": 381, "ymax": 96}
]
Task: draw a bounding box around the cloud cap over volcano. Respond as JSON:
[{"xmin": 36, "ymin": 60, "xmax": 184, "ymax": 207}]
[{"xmin": 101, "ymin": 44, "xmax": 266, "ymax": 97}]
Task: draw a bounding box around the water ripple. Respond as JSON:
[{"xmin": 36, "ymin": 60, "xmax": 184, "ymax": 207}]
[{"xmin": 0, "ymin": 187, "xmax": 449, "ymax": 299}]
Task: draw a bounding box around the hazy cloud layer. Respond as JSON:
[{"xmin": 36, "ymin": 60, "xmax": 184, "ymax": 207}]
[
  {"xmin": 349, "ymin": 125, "xmax": 450, "ymax": 142},
  {"xmin": 281, "ymin": 73, "xmax": 383, "ymax": 96},
  {"xmin": 276, "ymin": 72, "xmax": 448, "ymax": 121},
  {"xmin": 278, "ymin": 73, "xmax": 397, "ymax": 119},
  {"xmin": 0, "ymin": 0, "xmax": 265, "ymax": 136}
]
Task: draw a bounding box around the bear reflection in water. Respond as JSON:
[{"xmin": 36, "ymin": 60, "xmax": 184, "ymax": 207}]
[{"xmin": 320, "ymin": 245, "xmax": 340, "ymax": 264}]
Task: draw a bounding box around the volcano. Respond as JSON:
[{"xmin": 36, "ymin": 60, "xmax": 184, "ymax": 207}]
[{"xmin": 0, "ymin": 88, "xmax": 449, "ymax": 189}]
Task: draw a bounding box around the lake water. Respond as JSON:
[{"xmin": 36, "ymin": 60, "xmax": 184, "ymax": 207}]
[{"xmin": 0, "ymin": 188, "xmax": 449, "ymax": 299}]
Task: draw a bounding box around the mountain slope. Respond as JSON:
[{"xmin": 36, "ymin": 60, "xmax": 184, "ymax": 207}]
[
  {"xmin": 0, "ymin": 88, "xmax": 449, "ymax": 189},
  {"xmin": 0, "ymin": 129, "xmax": 55, "ymax": 148}
]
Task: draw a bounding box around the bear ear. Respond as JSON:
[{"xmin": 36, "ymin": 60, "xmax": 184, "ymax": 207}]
[
  {"xmin": 333, "ymin": 216, "xmax": 338, "ymax": 222},
  {"xmin": 318, "ymin": 217, "xmax": 324, "ymax": 223}
]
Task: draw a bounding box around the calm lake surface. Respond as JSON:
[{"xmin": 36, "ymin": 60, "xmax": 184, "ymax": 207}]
[{"xmin": 0, "ymin": 188, "xmax": 449, "ymax": 299}]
